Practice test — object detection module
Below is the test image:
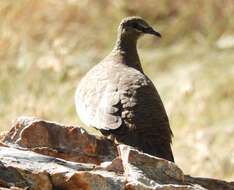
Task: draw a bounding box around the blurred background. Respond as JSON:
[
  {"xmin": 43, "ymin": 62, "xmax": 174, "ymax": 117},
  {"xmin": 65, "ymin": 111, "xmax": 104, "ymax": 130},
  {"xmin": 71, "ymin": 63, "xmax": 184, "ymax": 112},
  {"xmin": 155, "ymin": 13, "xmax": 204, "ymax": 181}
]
[{"xmin": 0, "ymin": 0, "xmax": 234, "ymax": 180}]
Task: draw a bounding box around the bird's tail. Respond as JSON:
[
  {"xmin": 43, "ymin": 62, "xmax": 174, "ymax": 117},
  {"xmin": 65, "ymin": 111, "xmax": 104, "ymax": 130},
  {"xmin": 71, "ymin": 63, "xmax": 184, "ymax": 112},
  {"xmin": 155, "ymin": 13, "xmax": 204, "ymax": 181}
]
[{"xmin": 115, "ymin": 132, "xmax": 174, "ymax": 162}]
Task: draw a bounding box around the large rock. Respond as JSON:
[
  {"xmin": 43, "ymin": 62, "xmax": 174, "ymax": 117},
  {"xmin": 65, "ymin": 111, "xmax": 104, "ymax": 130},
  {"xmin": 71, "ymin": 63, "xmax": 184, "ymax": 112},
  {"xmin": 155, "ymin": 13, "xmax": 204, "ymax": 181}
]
[
  {"xmin": 2, "ymin": 117, "xmax": 117, "ymax": 164},
  {"xmin": 0, "ymin": 117, "xmax": 233, "ymax": 190},
  {"xmin": 0, "ymin": 146, "xmax": 125, "ymax": 190}
]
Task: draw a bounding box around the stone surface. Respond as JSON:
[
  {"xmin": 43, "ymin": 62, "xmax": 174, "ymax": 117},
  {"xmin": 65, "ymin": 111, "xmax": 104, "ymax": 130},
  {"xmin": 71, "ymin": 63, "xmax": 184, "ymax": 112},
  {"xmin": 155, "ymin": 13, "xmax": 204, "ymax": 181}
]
[
  {"xmin": 0, "ymin": 117, "xmax": 233, "ymax": 190},
  {"xmin": 0, "ymin": 146, "xmax": 125, "ymax": 190},
  {"xmin": 184, "ymin": 175, "xmax": 234, "ymax": 190},
  {"xmin": 2, "ymin": 117, "xmax": 117, "ymax": 164},
  {"xmin": 0, "ymin": 188, "xmax": 25, "ymax": 190},
  {"xmin": 118, "ymin": 145, "xmax": 184, "ymax": 184},
  {"xmin": 118, "ymin": 145, "xmax": 206, "ymax": 190},
  {"xmin": 124, "ymin": 182, "xmax": 204, "ymax": 190}
]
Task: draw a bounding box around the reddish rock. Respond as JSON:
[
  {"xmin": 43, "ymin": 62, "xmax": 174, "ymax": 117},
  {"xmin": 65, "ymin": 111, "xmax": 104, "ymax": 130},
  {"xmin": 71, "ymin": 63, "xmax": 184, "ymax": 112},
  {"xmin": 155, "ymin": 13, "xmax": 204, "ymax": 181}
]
[
  {"xmin": 0, "ymin": 146, "xmax": 125, "ymax": 190},
  {"xmin": 2, "ymin": 117, "xmax": 117, "ymax": 164},
  {"xmin": 0, "ymin": 117, "xmax": 233, "ymax": 190},
  {"xmin": 55, "ymin": 171, "xmax": 125, "ymax": 190},
  {"xmin": 100, "ymin": 157, "xmax": 124, "ymax": 174},
  {"xmin": 0, "ymin": 188, "xmax": 25, "ymax": 190}
]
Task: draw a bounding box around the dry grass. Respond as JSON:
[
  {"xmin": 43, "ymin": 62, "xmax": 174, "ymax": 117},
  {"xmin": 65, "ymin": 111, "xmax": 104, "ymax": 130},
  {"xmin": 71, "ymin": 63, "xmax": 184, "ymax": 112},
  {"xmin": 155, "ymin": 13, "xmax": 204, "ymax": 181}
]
[{"xmin": 0, "ymin": 0, "xmax": 234, "ymax": 180}]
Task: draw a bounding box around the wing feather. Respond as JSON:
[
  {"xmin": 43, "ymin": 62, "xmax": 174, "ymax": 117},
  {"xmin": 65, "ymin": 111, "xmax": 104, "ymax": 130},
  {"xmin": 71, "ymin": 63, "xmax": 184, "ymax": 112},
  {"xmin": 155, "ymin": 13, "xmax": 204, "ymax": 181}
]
[{"xmin": 75, "ymin": 65, "xmax": 122, "ymax": 130}]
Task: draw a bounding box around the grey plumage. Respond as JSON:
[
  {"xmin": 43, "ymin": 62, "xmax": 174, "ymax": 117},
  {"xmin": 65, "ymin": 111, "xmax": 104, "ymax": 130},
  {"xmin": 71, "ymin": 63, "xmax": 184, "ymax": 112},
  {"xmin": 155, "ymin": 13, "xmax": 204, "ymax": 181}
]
[{"xmin": 75, "ymin": 16, "xmax": 174, "ymax": 162}]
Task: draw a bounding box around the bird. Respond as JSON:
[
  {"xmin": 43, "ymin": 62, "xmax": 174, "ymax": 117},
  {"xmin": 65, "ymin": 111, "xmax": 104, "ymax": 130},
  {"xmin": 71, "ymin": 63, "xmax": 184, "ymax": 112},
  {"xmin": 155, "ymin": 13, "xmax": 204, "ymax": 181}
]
[{"xmin": 75, "ymin": 16, "xmax": 174, "ymax": 162}]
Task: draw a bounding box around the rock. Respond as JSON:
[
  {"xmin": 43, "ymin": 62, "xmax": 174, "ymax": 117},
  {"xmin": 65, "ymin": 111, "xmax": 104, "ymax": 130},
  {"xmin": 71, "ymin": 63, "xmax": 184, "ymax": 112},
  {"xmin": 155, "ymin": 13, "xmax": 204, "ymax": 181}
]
[
  {"xmin": 99, "ymin": 157, "xmax": 124, "ymax": 174},
  {"xmin": 0, "ymin": 146, "xmax": 125, "ymax": 190},
  {"xmin": 124, "ymin": 182, "xmax": 204, "ymax": 190},
  {"xmin": 118, "ymin": 145, "xmax": 205, "ymax": 190},
  {"xmin": 2, "ymin": 117, "xmax": 117, "ymax": 164},
  {"xmin": 0, "ymin": 117, "xmax": 233, "ymax": 190},
  {"xmin": 184, "ymin": 175, "xmax": 234, "ymax": 190},
  {"xmin": 0, "ymin": 188, "xmax": 25, "ymax": 190},
  {"xmin": 55, "ymin": 171, "xmax": 126, "ymax": 190},
  {"xmin": 0, "ymin": 131, "xmax": 8, "ymax": 142}
]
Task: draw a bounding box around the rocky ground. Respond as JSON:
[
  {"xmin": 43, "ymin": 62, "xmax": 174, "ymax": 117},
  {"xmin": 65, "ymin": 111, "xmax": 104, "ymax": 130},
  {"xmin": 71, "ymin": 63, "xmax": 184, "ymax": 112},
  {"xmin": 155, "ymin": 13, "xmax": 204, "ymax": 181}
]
[
  {"xmin": 0, "ymin": 117, "xmax": 233, "ymax": 190},
  {"xmin": 1, "ymin": 0, "xmax": 234, "ymax": 181}
]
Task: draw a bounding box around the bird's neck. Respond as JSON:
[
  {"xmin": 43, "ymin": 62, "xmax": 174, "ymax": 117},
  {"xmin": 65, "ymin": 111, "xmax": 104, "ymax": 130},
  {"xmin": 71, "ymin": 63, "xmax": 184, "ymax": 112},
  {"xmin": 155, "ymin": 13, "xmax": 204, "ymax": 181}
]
[{"xmin": 112, "ymin": 33, "xmax": 143, "ymax": 72}]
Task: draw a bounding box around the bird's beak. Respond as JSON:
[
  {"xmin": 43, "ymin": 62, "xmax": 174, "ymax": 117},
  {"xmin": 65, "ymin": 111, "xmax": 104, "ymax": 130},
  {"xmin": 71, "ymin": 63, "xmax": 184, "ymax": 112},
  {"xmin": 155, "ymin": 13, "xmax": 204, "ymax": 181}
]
[{"xmin": 145, "ymin": 27, "xmax": 162, "ymax": 38}]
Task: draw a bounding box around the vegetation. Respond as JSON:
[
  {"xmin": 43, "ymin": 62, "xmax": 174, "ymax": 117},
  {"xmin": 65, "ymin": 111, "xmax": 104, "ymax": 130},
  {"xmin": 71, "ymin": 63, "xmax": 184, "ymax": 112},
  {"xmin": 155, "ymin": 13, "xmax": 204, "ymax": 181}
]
[{"xmin": 0, "ymin": 0, "xmax": 234, "ymax": 180}]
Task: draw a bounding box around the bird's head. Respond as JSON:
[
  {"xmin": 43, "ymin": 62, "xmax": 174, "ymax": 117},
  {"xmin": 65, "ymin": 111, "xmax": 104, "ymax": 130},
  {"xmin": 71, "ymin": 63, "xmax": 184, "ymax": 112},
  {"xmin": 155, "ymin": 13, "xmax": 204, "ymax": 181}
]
[{"xmin": 118, "ymin": 16, "xmax": 161, "ymax": 39}]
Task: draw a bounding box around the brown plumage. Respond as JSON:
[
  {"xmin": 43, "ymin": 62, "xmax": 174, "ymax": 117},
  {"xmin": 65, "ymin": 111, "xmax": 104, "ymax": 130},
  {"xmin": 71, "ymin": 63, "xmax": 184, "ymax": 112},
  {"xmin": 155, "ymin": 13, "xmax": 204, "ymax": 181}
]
[{"xmin": 75, "ymin": 16, "xmax": 174, "ymax": 162}]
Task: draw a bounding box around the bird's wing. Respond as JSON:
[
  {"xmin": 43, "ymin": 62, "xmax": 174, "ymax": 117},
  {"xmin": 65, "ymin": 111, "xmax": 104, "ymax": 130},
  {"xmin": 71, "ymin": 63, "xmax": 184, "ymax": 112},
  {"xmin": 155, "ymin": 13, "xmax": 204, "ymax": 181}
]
[
  {"xmin": 75, "ymin": 64, "xmax": 122, "ymax": 130},
  {"xmin": 76, "ymin": 64, "xmax": 172, "ymax": 139},
  {"xmin": 118, "ymin": 71, "xmax": 172, "ymax": 136}
]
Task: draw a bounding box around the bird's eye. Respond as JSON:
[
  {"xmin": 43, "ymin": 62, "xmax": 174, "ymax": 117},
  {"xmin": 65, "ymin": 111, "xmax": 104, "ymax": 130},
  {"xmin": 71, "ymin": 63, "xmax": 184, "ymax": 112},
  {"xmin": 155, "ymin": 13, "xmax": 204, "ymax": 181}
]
[
  {"xmin": 132, "ymin": 22, "xmax": 147, "ymax": 32},
  {"xmin": 132, "ymin": 22, "xmax": 139, "ymax": 29}
]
